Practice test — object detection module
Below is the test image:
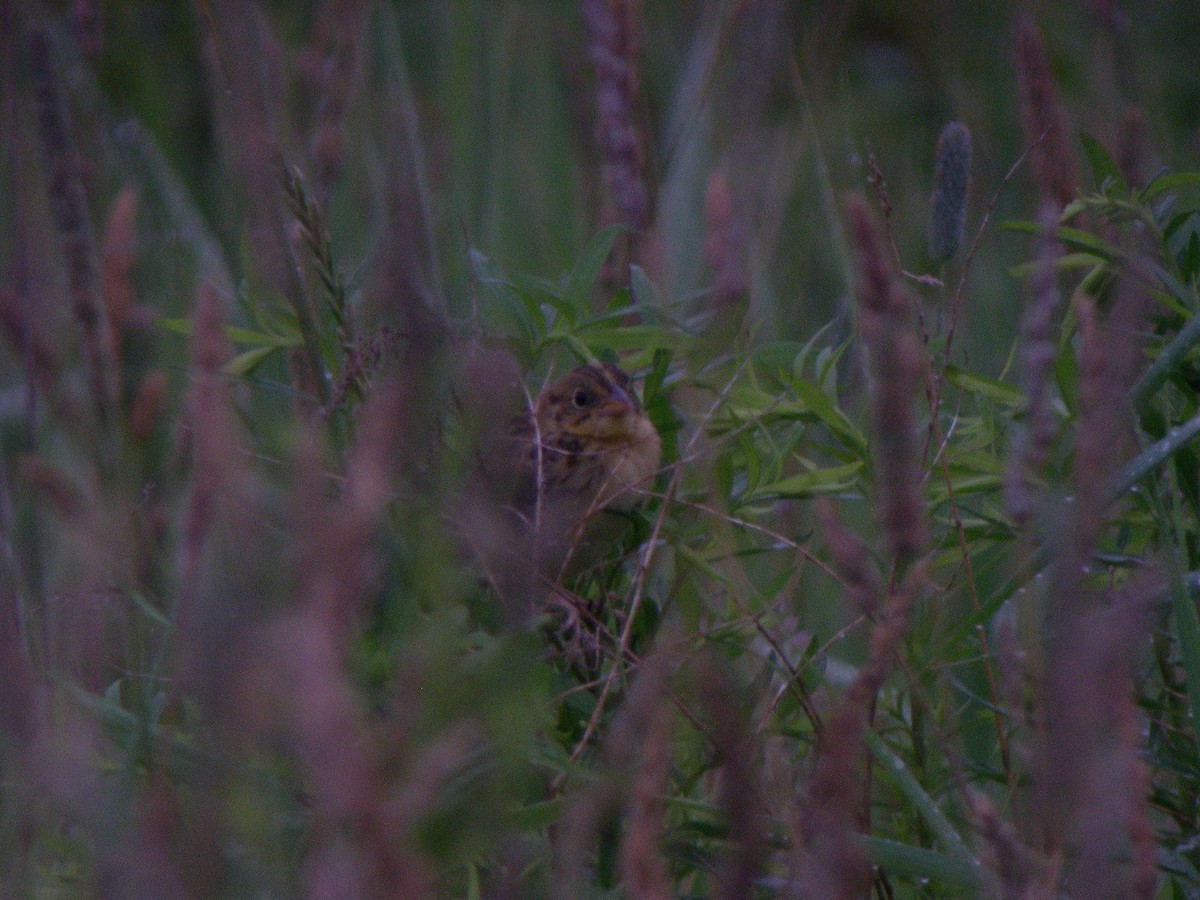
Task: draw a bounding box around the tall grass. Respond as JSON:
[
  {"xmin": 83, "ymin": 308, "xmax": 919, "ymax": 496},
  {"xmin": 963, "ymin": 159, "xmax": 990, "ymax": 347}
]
[{"xmin": 3, "ymin": 2, "xmax": 1200, "ymax": 896}]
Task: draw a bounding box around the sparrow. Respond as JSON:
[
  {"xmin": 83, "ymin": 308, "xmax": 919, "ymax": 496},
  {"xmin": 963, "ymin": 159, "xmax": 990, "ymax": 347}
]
[
  {"xmin": 516, "ymin": 362, "xmax": 661, "ymax": 521},
  {"xmin": 469, "ymin": 362, "xmax": 662, "ymax": 609}
]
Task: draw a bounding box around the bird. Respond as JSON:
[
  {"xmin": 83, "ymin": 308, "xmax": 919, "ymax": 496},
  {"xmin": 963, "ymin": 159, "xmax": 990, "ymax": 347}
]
[
  {"xmin": 518, "ymin": 363, "xmax": 661, "ymax": 517},
  {"xmin": 465, "ymin": 361, "xmax": 662, "ymax": 612}
]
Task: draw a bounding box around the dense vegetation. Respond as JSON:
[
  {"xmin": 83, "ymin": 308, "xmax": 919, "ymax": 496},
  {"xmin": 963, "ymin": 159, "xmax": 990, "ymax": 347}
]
[{"xmin": 4, "ymin": 1, "xmax": 1200, "ymax": 896}]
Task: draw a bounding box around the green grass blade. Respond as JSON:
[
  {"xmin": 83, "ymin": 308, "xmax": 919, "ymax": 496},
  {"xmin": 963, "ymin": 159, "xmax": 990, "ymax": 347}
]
[
  {"xmin": 1169, "ymin": 567, "xmax": 1200, "ymax": 769},
  {"xmin": 1132, "ymin": 312, "xmax": 1200, "ymax": 407},
  {"xmin": 863, "ymin": 729, "xmax": 979, "ymax": 875},
  {"xmin": 861, "ymin": 837, "xmax": 982, "ymax": 890},
  {"xmin": 1111, "ymin": 412, "xmax": 1200, "ymax": 499}
]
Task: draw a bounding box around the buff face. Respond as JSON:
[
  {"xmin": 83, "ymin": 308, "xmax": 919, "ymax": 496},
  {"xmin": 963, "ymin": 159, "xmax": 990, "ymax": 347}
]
[
  {"xmin": 536, "ymin": 364, "xmax": 645, "ymax": 442},
  {"xmin": 525, "ymin": 363, "xmax": 662, "ymax": 510}
]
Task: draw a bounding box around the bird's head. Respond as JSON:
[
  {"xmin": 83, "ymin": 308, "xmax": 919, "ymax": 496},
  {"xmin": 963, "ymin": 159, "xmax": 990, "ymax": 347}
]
[{"xmin": 535, "ymin": 363, "xmax": 655, "ymax": 446}]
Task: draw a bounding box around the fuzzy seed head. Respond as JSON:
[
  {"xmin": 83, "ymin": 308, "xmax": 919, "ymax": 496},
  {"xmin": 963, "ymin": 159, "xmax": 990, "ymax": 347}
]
[{"xmin": 926, "ymin": 121, "xmax": 972, "ymax": 263}]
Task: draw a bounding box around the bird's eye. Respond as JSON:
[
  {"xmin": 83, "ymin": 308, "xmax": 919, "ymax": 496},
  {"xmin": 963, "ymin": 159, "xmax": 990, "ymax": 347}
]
[{"xmin": 572, "ymin": 389, "xmax": 591, "ymax": 408}]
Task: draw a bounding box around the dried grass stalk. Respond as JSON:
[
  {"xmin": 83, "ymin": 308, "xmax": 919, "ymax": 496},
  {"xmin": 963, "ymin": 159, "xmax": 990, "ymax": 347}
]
[
  {"xmin": 699, "ymin": 661, "xmax": 766, "ymax": 900},
  {"xmin": 617, "ymin": 688, "xmax": 673, "ymax": 900},
  {"xmin": 1044, "ymin": 577, "xmax": 1157, "ymax": 899},
  {"xmin": 1116, "ymin": 107, "xmax": 1154, "ymax": 192},
  {"xmin": 970, "ymin": 793, "xmax": 1040, "ymax": 898},
  {"xmin": 198, "ymin": 1, "xmax": 327, "ymax": 407},
  {"xmin": 583, "ymin": 0, "xmax": 655, "ymax": 289},
  {"xmin": 70, "ymin": 0, "xmax": 102, "ymax": 57},
  {"xmin": 0, "ymin": 468, "xmax": 36, "ymax": 744},
  {"xmin": 176, "ymin": 283, "xmax": 235, "ymax": 600},
  {"xmin": 0, "ymin": 287, "xmax": 59, "ymax": 401},
  {"xmin": 305, "ymin": 0, "xmax": 369, "ymax": 208},
  {"xmin": 582, "ymin": 0, "xmax": 651, "ymax": 234},
  {"xmin": 792, "ymin": 550, "xmax": 925, "ymax": 898},
  {"xmin": 1065, "ymin": 265, "xmax": 1150, "ymax": 571},
  {"xmin": 1121, "ymin": 689, "xmax": 1157, "ymax": 900},
  {"xmin": 110, "ymin": 777, "xmax": 189, "ymax": 898},
  {"xmin": 128, "ymin": 370, "xmax": 168, "ymax": 443},
  {"xmin": 258, "ymin": 392, "xmax": 439, "ymax": 895},
  {"xmin": 556, "ymin": 647, "xmax": 674, "ymax": 899},
  {"xmin": 172, "ymin": 280, "xmax": 258, "ymax": 713},
  {"xmin": 1034, "ymin": 255, "xmax": 1156, "ymax": 892},
  {"xmin": 790, "ymin": 699, "xmax": 873, "ymax": 899},
  {"xmin": 1004, "ymin": 203, "xmax": 1065, "ymax": 526},
  {"xmin": 844, "ymin": 193, "xmax": 928, "ymax": 560},
  {"xmin": 814, "ymin": 498, "xmax": 884, "ymax": 616},
  {"xmin": 704, "ymin": 169, "xmax": 749, "ymax": 314},
  {"xmin": 260, "ymin": 610, "xmax": 432, "ymax": 898},
  {"xmin": 29, "ymin": 26, "xmax": 117, "ymax": 423},
  {"xmin": 99, "ymin": 188, "xmax": 138, "ymax": 349},
  {"xmin": 17, "ymin": 455, "xmax": 86, "ymax": 519},
  {"xmin": 297, "ymin": 376, "xmax": 407, "ymax": 641},
  {"xmin": 308, "ymin": 370, "xmax": 487, "ymax": 893},
  {"xmin": 1014, "ymin": 15, "xmax": 1077, "ymax": 210}
]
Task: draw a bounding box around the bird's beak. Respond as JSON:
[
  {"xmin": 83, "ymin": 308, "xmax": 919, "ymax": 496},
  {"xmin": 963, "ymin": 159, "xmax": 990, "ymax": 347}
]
[{"xmin": 601, "ymin": 384, "xmax": 638, "ymax": 414}]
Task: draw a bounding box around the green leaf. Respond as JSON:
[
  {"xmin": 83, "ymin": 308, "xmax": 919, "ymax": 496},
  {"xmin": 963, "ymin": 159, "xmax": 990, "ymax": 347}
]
[
  {"xmin": 1079, "ymin": 131, "xmax": 1127, "ymax": 195},
  {"xmin": 1163, "ymin": 209, "xmax": 1198, "ymax": 241},
  {"xmin": 943, "ymin": 365, "xmax": 1024, "ymax": 406},
  {"xmin": 223, "ymin": 345, "xmax": 279, "ymax": 376},
  {"xmin": 929, "ymin": 473, "xmax": 1002, "ymax": 506},
  {"xmin": 674, "ymin": 541, "xmax": 734, "ymax": 588},
  {"xmin": 745, "ymin": 461, "xmax": 863, "ymax": 500},
  {"xmin": 1141, "ymin": 171, "xmax": 1200, "ymax": 202},
  {"xmin": 1054, "ymin": 333, "xmax": 1079, "ymax": 417},
  {"xmin": 796, "ymin": 319, "xmax": 842, "ymax": 381},
  {"xmin": 564, "ymin": 225, "xmax": 623, "ymax": 310},
  {"xmin": 1007, "ymin": 251, "xmax": 1107, "ymax": 279},
  {"xmin": 157, "ymin": 317, "xmax": 193, "ymax": 336},
  {"xmin": 129, "ymin": 592, "xmax": 171, "ymax": 627},
  {"xmin": 577, "ymin": 323, "xmax": 690, "ymax": 353},
  {"xmin": 1166, "ymin": 209, "xmax": 1200, "ymax": 283},
  {"xmin": 863, "ymin": 730, "xmax": 979, "ymax": 873},
  {"xmin": 1059, "ymin": 197, "xmax": 1092, "ymax": 221},
  {"xmin": 752, "ymin": 341, "xmax": 807, "ymax": 372},
  {"xmin": 158, "ymin": 318, "xmax": 300, "ymax": 348},
  {"xmin": 470, "ymin": 249, "xmax": 540, "ymax": 342},
  {"xmin": 511, "ymin": 798, "xmax": 562, "ymax": 830},
  {"xmin": 562, "ymin": 332, "xmax": 595, "ymax": 364},
  {"xmin": 999, "ymin": 220, "xmax": 1121, "ymax": 259},
  {"xmin": 966, "ymin": 416, "xmax": 1200, "ymax": 636},
  {"xmin": 789, "ymin": 378, "xmax": 867, "ymax": 453},
  {"xmin": 1176, "ymin": 443, "xmax": 1200, "ymax": 518},
  {"xmin": 510, "ymin": 272, "xmax": 572, "ymax": 325},
  {"xmin": 629, "ymin": 263, "xmax": 661, "ymax": 314},
  {"xmin": 642, "ymin": 347, "xmax": 679, "ymax": 457},
  {"xmin": 861, "ymin": 838, "xmax": 981, "ymax": 890},
  {"xmin": 739, "ymin": 433, "xmax": 762, "ymax": 496},
  {"xmin": 1152, "ymin": 261, "xmax": 1200, "ymax": 315},
  {"xmin": 1181, "ymin": 231, "xmax": 1200, "ymax": 282},
  {"xmin": 1052, "ymin": 226, "xmax": 1122, "ymax": 260}
]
